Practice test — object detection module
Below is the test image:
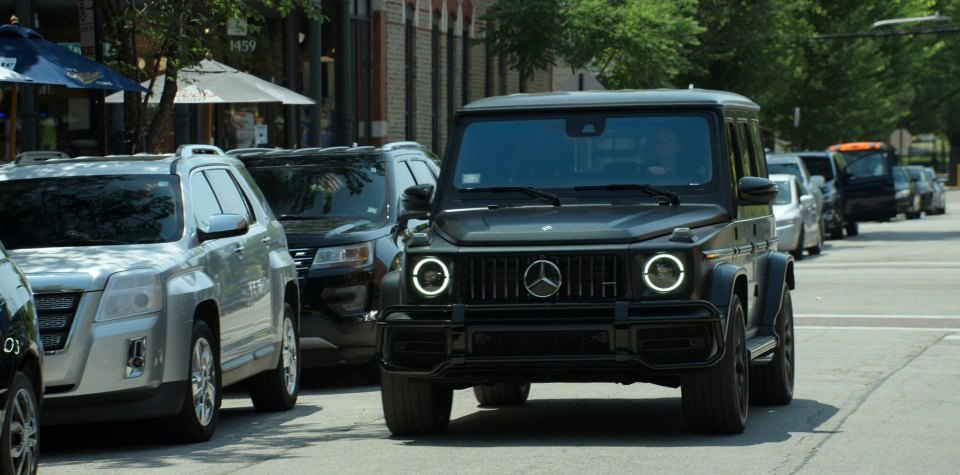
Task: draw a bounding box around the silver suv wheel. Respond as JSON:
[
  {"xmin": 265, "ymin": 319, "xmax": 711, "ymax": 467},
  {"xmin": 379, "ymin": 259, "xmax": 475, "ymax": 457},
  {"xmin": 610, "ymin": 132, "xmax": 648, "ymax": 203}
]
[
  {"xmin": 282, "ymin": 317, "xmax": 299, "ymax": 396},
  {"xmin": 191, "ymin": 337, "xmax": 217, "ymax": 427}
]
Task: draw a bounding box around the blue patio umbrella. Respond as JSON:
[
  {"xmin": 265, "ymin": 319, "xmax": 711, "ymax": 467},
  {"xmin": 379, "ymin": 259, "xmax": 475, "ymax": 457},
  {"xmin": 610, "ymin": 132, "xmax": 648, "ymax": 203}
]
[{"xmin": 0, "ymin": 24, "xmax": 146, "ymax": 159}]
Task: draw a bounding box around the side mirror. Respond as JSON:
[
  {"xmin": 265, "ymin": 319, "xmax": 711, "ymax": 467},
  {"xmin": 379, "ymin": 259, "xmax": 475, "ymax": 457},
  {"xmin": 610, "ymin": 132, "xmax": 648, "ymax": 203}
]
[
  {"xmin": 401, "ymin": 184, "xmax": 434, "ymax": 220},
  {"xmin": 738, "ymin": 176, "xmax": 779, "ymax": 205},
  {"xmin": 810, "ymin": 175, "xmax": 825, "ymax": 189},
  {"xmin": 198, "ymin": 214, "xmax": 248, "ymax": 242},
  {"xmin": 800, "ymin": 194, "xmax": 815, "ymax": 206}
]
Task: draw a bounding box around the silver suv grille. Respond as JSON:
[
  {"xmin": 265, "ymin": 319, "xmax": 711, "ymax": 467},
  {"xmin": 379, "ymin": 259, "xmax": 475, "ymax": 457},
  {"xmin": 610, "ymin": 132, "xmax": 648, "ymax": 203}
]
[
  {"xmin": 35, "ymin": 292, "xmax": 82, "ymax": 352},
  {"xmin": 461, "ymin": 255, "xmax": 624, "ymax": 302},
  {"xmin": 289, "ymin": 248, "xmax": 317, "ymax": 279}
]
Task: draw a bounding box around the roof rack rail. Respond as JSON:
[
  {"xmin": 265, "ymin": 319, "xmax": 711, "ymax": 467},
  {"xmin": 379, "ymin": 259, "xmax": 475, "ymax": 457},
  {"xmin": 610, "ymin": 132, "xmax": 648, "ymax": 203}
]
[
  {"xmin": 381, "ymin": 141, "xmax": 425, "ymax": 151},
  {"xmin": 176, "ymin": 144, "xmax": 226, "ymax": 158},
  {"xmin": 346, "ymin": 145, "xmax": 377, "ymax": 152},
  {"xmin": 226, "ymin": 147, "xmax": 278, "ymax": 156},
  {"xmin": 318, "ymin": 146, "xmax": 350, "ymax": 153},
  {"xmin": 14, "ymin": 150, "xmax": 71, "ymax": 164}
]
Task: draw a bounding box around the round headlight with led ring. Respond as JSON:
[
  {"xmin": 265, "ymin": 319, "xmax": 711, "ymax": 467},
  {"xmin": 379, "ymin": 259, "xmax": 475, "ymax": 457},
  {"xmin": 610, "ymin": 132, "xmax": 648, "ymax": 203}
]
[
  {"xmin": 411, "ymin": 257, "xmax": 450, "ymax": 297},
  {"xmin": 643, "ymin": 254, "xmax": 685, "ymax": 293}
]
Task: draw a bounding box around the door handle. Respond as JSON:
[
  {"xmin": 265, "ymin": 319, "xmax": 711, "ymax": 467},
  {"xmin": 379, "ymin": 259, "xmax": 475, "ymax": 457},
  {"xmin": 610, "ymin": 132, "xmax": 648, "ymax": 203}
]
[
  {"xmin": 234, "ymin": 245, "xmax": 245, "ymax": 256},
  {"xmin": 261, "ymin": 237, "xmax": 272, "ymax": 245}
]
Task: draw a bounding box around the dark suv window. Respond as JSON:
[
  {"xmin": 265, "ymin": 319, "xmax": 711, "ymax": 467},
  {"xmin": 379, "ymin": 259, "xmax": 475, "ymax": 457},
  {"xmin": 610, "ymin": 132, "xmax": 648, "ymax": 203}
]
[
  {"xmin": 0, "ymin": 175, "xmax": 183, "ymax": 249},
  {"xmin": 801, "ymin": 156, "xmax": 834, "ymax": 181},
  {"xmin": 245, "ymin": 155, "xmax": 388, "ymax": 222}
]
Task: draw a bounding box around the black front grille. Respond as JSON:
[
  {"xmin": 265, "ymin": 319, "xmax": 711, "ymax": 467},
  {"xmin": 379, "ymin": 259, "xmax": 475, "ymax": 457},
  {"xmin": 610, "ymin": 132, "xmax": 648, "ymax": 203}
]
[
  {"xmin": 389, "ymin": 330, "xmax": 448, "ymax": 370},
  {"xmin": 472, "ymin": 330, "xmax": 611, "ymax": 357},
  {"xmin": 35, "ymin": 292, "xmax": 81, "ymax": 351},
  {"xmin": 288, "ymin": 248, "xmax": 317, "ymax": 279},
  {"xmin": 636, "ymin": 326, "xmax": 710, "ymax": 365},
  {"xmin": 461, "ymin": 255, "xmax": 624, "ymax": 302}
]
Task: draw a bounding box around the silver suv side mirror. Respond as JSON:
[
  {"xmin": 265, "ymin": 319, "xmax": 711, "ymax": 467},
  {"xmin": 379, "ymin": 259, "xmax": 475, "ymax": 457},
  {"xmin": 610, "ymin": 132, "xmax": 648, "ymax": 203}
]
[{"xmin": 198, "ymin": 214, "xmax": 249, "ymax": 241}]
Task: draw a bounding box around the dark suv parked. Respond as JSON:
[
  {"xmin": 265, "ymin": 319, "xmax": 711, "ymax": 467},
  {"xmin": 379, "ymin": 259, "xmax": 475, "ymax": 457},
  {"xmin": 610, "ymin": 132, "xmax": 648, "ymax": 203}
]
[
  {"xmin": 0, "ymin": 241, "xmax": 42, "ymax": 473},
  {"xmin": 240, "ymin": 143, "xmax": 440, "ymax": 374},
  {"xmin": 377, "ymin": 90, "xmax": 796, "ymax": 436},
  {"xmin": 797, "ymin": 145, "xmax": 896, "ymax": 238}
]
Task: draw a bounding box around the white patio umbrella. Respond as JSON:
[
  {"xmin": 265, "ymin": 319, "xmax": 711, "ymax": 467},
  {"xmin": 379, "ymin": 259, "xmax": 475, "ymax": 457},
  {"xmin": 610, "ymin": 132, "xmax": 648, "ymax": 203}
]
[{"xmin": 106, "ymin": 58, "xmax": 316, "ymax": 143}]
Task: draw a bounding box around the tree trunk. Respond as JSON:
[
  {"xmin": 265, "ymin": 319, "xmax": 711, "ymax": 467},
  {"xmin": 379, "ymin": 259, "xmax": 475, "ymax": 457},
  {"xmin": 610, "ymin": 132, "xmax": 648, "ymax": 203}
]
[{"xmin": 949, "ymin": 128, "xmax": 960, "ymax": 187}]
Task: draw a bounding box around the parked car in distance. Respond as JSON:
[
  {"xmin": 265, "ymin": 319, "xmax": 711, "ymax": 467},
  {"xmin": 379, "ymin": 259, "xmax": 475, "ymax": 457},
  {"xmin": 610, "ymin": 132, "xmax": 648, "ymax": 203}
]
[
  {"xmin": 0, "ymin": 240, "xmax": 43, "ymax": 474},
  {"xmin": 766, "ymin": 153, "xmax": 825, "ymax": 229},
  {"xmin": 378, "ymin": 89, "xmax": 796, "ymax": 436},
  {"xmin": 902, "ymin": 165, "xmax": 933, "ymax": 217},
  {"xmin": 0, "ymin": 145, "xmax": 301, "ymax": 443},
  {"xmin": 239, "ymin": 143, "xmax": 440, "ymax": 377},
  {"xmin": 771, "ymin": 173, "xmax": 822, "ymax": 259},
  {"xmin": 826, "ymin": 141, "xmax": 899, "ymax": 224},
  {"xmin": 893, "ymin": 166, "xmax": 923, "ymax": 219},
  {"xmin": 922, "ymin": 166, "xmax": 947, "ymax": 215}
]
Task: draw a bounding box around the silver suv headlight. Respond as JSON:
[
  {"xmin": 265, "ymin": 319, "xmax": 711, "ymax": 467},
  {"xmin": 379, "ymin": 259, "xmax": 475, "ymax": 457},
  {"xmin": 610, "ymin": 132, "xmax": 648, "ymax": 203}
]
[
  {"xmin": 311, "ymin": 242, "xmax": 374, "ymax": 269},
  {"xmin": 643, "ymin": 254, "xmax": 685, "ymax": 293},
  {"xmin": 411, "ymin": 257, "xmax": 451, "ymax": 297},
  {"xmin": 96, "ymin": 269, "xmax": 163, "ymax": 321}
]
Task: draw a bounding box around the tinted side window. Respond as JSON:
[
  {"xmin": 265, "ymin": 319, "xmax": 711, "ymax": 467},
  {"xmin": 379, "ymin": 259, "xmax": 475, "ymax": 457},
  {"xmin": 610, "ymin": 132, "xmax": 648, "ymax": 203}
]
[
  {"xmin": 749, "ymin": 120, "xmax": 767, "ymax": 176},
  {"xmin": 191, "ymin": 172, "xmax": 222, "ymax": 229},
  {"xmin": 205, "ymin": 169, "xmax": 254, "ymax": 222},
  {"xmin": 726, "ymin": 122, "xmax": 743, "ymax": 191},
  {"xmin": 846, "ymin": 153, "xmax": 889, "ymax": 178},
  {"xmin": 408, "ymin": 160, "xmax": 437, "ymax": 185},
  {"xmin": 739, "ymin": 122, "xmax": 759, "ymax": 176}
]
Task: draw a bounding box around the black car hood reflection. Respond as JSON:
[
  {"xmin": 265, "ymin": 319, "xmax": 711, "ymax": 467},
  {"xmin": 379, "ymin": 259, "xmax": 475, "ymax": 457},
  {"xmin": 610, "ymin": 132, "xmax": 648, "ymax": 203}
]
[
  {"xmin": 281, "ymin": 217, "xmax": 390, "ymax": 248},
  {"xmin": 433, "ymin": 204, "xmax": 729, "ymax": 245}
]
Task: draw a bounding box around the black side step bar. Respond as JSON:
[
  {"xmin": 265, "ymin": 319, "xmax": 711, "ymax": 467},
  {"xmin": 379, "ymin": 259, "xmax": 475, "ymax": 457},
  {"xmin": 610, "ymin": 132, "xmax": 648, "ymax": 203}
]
[{"xmin": 747, "ymin": 335, "xmax": 778, "ymax": 365}]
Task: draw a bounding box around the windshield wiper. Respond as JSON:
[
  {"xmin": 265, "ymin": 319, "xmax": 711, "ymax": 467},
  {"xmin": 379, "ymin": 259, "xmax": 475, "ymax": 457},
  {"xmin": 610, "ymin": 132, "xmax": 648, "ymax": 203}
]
[
  {"xmin": 574, "ymin": 184, "xmax": 680, "ymax": 205},
  {"xmin": 461, "ymin": 186, "xmax": 561, "ymax": 206}
]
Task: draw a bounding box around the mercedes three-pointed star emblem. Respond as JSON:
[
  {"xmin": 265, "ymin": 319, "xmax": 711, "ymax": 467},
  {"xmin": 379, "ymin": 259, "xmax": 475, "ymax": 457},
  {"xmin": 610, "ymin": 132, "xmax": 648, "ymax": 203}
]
[{"xmin": 523, "ymin": 260, "xmax": 562, "ymax": 298}]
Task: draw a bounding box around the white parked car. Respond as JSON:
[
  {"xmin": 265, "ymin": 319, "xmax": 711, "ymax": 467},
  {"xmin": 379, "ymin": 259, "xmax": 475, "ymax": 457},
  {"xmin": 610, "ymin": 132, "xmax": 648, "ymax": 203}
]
[{"xmin": 771, "ymin": 173, "xmax": 823, "ymax": 260}]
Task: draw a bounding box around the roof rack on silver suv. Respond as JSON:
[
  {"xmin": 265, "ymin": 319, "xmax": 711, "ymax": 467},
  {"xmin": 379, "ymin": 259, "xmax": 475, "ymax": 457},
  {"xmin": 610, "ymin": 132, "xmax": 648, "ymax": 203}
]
[
  {"xmin": 175, "ymin": 144, "xmax": 226, "ymax": 158},
  {"xmin": 14, "ymin": 150, "xmax": 71, "ymax": 164}
]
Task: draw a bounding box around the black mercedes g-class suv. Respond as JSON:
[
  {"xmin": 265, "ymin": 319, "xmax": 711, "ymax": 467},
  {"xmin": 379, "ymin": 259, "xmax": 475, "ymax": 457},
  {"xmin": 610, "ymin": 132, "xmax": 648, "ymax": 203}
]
[{"xmin": 377, "ymin": 90, "xmax": 796, "ymax": 435}]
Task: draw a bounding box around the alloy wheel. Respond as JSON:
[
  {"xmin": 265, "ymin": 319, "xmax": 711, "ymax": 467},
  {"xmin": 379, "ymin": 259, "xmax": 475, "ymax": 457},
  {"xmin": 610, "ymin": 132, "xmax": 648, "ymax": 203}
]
[
  {"xmin": 8, "ymin": 387, "xmax": 38, "ymax": 475},
  {"xmin": 191, "ymin": 337, "xmax": 217, "ymax": 427},
  {"xmin": 282, "ymin": 317, "xmax": 299, "ymax": 396}
]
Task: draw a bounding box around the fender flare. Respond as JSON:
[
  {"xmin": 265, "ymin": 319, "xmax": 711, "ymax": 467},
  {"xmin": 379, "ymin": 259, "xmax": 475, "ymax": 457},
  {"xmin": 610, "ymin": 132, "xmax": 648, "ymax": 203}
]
[
  {"xmin": 708, "ymin": 263, "xmax": 748, "ymax": 337},
  {"xmin": 760, "ymin": 251, "xmax": 795, "ymax": 328},
  {"xmin": 379, "ymin": 270, "xmax": 403, "ymax": 315}
]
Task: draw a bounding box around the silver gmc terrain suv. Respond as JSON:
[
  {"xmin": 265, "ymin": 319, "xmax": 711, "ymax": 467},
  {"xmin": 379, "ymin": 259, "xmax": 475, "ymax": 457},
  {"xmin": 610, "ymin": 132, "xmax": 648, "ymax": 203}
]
[{"xmin": 0, "ymin": 145, "xmax": 301, "ymax": 442}]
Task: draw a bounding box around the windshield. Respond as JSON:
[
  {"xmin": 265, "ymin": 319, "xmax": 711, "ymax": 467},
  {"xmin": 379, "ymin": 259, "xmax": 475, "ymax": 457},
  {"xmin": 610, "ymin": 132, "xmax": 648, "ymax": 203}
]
[
  {"xmin": 0, "ymin": 174, "xmax": 183, "ymax": 249},
  {"xmin": 773, "ymin": 180, "xmax": 793, "ymax": 205},
  {"xmin": 451, "ymin": 114, "xmax": 715, "ymax": 194},
  {"xmin": 245, "ymin": 156, "xmax": 388, "ymax": 222},
  {"xmin": 768, "ymin": 162, "xmax": 802, "ymax": 180},
  {"xmin": 800, "ymin": 156, "xmax": 833, "ymax": 181}
]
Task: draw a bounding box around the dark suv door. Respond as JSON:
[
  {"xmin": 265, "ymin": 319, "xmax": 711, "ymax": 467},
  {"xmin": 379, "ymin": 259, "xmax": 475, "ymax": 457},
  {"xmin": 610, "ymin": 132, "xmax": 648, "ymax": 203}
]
[{"xmin": 837, "ymin": 150, "xmax": 898, "ymax": 222}]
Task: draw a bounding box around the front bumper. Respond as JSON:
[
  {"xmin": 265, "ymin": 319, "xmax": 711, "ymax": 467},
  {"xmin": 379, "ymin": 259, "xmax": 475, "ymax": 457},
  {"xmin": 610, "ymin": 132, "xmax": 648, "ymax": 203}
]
[
  {"xmin": 377, "ymin": 302, "xmax": 725, "ymax": 385},
  {"xmin": 299, "ymin": 272, "xmax": 377, "ymax": 367},
  {"xmin": 776, "ymin": 222, "xmax": 800, "ymax": 251}
]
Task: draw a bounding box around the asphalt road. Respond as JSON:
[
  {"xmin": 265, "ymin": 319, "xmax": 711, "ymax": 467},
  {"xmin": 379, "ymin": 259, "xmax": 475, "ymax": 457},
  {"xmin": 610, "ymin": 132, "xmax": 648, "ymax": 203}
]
[{"xmin": 40, "ymin": 191, "xmax": 960, "ymax": 474}]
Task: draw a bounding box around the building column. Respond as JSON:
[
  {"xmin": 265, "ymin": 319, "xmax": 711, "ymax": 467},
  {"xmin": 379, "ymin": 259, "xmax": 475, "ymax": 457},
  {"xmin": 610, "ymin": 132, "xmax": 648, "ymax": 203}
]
[
  {"xmin": 308, "ymin": 18, "xmax": 323, "ymax": 147},
  {"xmin": 370, "ymin": 4, "xmax": 387, "ymax": 146},
  {"xmin": 335, "ymin": 0, "xmax": 356, "ymax": 145},
  {"xmin": 16, "ymin": 0, "xmax": 37, "ymax": 152}
]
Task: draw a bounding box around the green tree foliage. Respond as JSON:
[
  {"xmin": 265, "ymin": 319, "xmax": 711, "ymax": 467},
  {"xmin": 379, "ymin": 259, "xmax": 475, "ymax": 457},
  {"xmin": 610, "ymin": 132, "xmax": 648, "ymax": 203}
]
[{"xmin": 101, "ymin": 0, "xmax": 322, "ymax": 153}]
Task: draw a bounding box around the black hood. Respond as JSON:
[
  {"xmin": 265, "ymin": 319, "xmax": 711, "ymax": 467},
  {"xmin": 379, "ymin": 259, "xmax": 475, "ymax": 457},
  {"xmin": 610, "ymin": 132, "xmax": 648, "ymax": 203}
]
[
  {"xmin": 281, "ymin": 217, "xmax": 391, "ymax": 248},
  {"xmin": 433, "ymin": 204, "xmax": 729, "ymax": 246}
]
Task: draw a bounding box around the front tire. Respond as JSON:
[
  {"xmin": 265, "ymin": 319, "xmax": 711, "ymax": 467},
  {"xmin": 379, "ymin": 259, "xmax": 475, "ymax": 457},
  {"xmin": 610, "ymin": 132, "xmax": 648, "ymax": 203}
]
[
  {"xmin": 807, "ymin": 225, "xmax": 823, "ymax": 255},
  {"xmin": 381, "ymin": 372, "xmax": 453, "ymax": 436},
  {"xmin": 682, "ymin": 295, "xmax": 749, "ymax": 434},
  {"xmin": 751, "ymin": 290, "xmax": 796, "ymax": 405},
  {"xmin": 168, "ymin": 320, "xmax": 220, "ymax": 443},
  {"xmin": 249, "ymin": 303, "xmax": 301, "ymax": 411},
  {"xmin": 1, "ymin": 372, "xmax": 39, "ymax": 475},
  {"xmin": 790, "ymin": 228, "xmax": 804, "ymax": 260},
  {"xmin": 473, "ymin": 383, "xmax": 531, "ymax": 406}
]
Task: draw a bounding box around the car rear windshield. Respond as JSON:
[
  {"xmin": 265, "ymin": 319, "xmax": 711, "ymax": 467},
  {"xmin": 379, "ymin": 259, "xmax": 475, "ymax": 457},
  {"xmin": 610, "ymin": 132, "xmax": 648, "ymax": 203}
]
[
  {"xmin": 244, "ymin": 155, "xmax": 388, "ymax": 222},
  {"xmin": 0, "ymin": 174, "xmax": 184, "ymax": 249},
  {"xmin": 451, "ymin": 113, "xmax": 715, "ymax": 192},
  {"xmin": 800, "ymin": 156, "xmax": 833, "ymax": 181}
]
